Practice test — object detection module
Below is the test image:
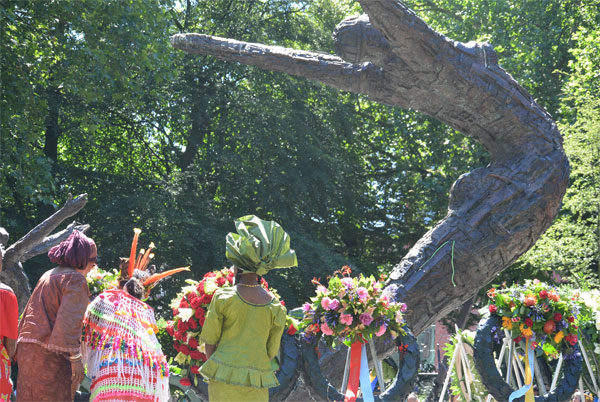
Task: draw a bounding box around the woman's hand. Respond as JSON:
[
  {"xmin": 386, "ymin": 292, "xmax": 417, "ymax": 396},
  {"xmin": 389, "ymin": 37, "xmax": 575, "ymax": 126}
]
[{"xmin": 70, "ymin": 358, "xmax": 85, "ymax": 386}]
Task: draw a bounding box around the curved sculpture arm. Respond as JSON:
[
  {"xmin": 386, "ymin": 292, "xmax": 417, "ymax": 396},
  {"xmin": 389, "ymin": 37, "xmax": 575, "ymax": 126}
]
[
  {"xmin": 3, "ymin": 193, "xmax": 88, "ymax": 267},
  {"xmin": 20, "ymin": 222, "xmax": 90, "ymax": 262},
  {"xmin": 170, "ymin": 33, "xmax": 384, "ymax": 97}
]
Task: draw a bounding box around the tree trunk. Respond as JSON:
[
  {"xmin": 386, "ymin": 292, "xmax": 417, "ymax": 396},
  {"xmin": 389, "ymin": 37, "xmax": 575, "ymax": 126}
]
[{"xmin": 170, "ymin": 0, "xmax": 569, "ymax": 395}]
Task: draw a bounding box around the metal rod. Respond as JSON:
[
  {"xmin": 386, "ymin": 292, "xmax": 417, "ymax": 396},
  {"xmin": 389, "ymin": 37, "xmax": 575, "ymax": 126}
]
[
  {"xmin": 341, "ymin": 345, "xmax": 351, "ymax": 394},
  {"xmin": 579, "ymin": 339, "xmax": 599, "ymax": 395},
  {"xmin": 368, "ymin": 339, "xmax": 385, "ymax": 393},
  {"xmin": 549, "ymin": 353, "xmax": 563, "ymax": 391},
  {"xmin": 439, "ymin": 342, "xmax": 460, "ymax": 402}
]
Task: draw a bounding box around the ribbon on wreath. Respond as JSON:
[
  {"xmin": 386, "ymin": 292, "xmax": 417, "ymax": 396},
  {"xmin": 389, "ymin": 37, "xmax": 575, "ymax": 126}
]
[
  {"xmin": 343, "ymin": 342, "xmax": 375, "ymax": 402},
  {"xmin": 509, "ymin": 338, "xmax": 536, "ymax": 402}
]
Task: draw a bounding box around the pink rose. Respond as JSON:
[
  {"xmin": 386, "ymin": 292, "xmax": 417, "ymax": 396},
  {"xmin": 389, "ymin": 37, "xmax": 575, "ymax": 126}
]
[
  {"xmin": 340, "ymin": 313, "xmax": 353, "ymax": 326},
  {"xmin": 376, "ymin": 324, "xmax": 387, "ymax": 337},
  {"xmin": 328, "ymin": 299, "xmax": 340, "ymax": 310},
  {"xmin": 321, "ymin": 322, "xmax": 334, "ymax": 336},
  {"xmin": 321, "ymin": 297, "xmax": 332, "ymax": 310},
  {"xmin": 357, "ymin": 287, "xmax": 369, "ymax": 300},
  {"xmin": 359, "ymin": 313, "xmax": 373, "ymax": 326},
  {"xmin": 302, "ymin": 302, "xmax": 312, "ymax": 312}
]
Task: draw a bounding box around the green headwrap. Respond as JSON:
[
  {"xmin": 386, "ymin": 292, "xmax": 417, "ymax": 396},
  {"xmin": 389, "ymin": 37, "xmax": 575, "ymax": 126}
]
[{"xmin": 225, "ymin": 215, "xmax": 298, "ymax": 276}]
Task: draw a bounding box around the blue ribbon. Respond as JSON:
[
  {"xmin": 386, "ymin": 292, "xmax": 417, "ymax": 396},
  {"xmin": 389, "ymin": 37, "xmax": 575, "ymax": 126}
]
[
  {"xmin": 508, "ymin": 345, "xmax": 535, "ymax": 401},
  {"xmin": 359, "ymin": 344, "xmax": 374, "ymax": 402}
]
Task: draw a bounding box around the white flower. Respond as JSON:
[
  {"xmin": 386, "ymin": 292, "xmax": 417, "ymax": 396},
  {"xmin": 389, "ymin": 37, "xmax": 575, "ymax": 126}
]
[
  {"xmin": 178, "ymin": 308, "xmax": 194, "ymax": 322},
  {"xmin": 595, "ymin": 315, "xmax": 600, "ymax": 331}
]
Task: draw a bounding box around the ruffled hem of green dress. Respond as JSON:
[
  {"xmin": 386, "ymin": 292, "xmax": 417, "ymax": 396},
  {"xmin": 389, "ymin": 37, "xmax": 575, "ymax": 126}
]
[{"xmin": 199, "ymin": 358, "xmax": 280, "ymax": 389}]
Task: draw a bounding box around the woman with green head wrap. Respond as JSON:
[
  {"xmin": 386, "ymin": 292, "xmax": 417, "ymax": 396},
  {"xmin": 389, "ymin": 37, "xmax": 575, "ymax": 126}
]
[{"xmin": 198, "ymin": 215, "xmax": 297, "ymax": 402}]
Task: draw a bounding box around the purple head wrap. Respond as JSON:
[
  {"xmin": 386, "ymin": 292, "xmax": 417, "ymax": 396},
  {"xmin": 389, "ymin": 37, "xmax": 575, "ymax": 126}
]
[{"xmin": 48, "ymin": 230, "xmax": 96, "ymax": 269}]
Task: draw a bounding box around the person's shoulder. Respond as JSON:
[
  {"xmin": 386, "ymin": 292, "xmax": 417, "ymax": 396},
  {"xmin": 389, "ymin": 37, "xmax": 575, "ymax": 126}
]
[
  {"xmin": 269, "ymin": 298, "xmax": 287, "ymax": 314},
  {"xmin": 0, "ymin": 282, "xmax": 15, "ymax": 294},
  {"xmin": 213, "ymin": 286, "xmax": 237, "ymax": 300}
]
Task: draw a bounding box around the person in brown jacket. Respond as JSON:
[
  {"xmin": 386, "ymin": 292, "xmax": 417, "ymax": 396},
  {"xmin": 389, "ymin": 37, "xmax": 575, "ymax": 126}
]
[{"xmin": 16, "ymin": 231, "xmax": 97, "ymax": 401}]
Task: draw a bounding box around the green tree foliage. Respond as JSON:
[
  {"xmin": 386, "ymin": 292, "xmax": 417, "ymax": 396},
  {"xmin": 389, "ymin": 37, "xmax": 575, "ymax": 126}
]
[
  {"xmin": 2, "ymin": 0, "xmax": 598, "ymax": 319},
  {"xmin": 513, "ymin": 16, "xmax": 600, "ymax": 287}
]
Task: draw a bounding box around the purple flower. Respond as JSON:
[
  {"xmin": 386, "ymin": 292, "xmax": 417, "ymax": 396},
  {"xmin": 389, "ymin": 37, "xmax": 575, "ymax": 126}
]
[{"xmin": 359, "ymin": 313, "xmax": 374, "ymax": 326}]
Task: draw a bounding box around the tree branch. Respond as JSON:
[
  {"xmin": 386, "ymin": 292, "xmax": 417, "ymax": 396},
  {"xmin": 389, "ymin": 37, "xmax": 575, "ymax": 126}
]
[
  {"xmin": 3, "ymin": 193, "xmax": 88, "ymax": 267},
  {"xmin": 20, "ymin": 222, "xmax": 90, "ymax": 262}
]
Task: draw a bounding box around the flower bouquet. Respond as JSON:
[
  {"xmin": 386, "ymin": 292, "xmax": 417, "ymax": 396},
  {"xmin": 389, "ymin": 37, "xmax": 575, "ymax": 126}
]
[
  {"xmin": 486, "ymin": 279, "xmax": 580, "ymax": 359},
  {"xmin": 166, "ymin": 267, "xmax": 292, "ymax": 385},
  {"xmin": 86, "ymin": 266, "xmax": 119, "ymax": 298},
  {"xmin": 300, "ymin": 266, "xmax": 407, "ymax": 348}
]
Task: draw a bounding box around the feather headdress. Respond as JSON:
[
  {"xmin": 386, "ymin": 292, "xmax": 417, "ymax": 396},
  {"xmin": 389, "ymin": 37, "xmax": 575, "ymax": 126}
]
[{"xmin": 120, "ymin": 228, "xmax": 189, "ymax": 296}]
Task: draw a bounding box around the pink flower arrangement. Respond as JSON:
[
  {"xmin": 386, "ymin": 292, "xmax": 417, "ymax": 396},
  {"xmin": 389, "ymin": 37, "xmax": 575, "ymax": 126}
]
[{"xmin": 301, "ymin": 266, "xmax": 408, "ymax": 347}]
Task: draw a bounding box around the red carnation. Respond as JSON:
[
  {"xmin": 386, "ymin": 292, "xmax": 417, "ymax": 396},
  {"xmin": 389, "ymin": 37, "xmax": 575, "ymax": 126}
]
[
  {"xmin": 488, "ymin": 304, "xmax": 497, "ymax": 314},
  {"xmin": 205, "ymin": 272, "xmax": 216, "ymax": 278},
  {"xmin": 543, "ymin": 320, "xmax": 556, "ymax": 334},
  {"xmin": 565, "ymin": 333, "xmax": 578, "ymax": 346},
  {"xmin": 188, "ymin": 337, "xmax": 199, "ymax": 349},
  {"xmin": 524, "ymin": 318, "xmax": 533, "ymax": 327},
  {"xmin": 189, "ymin": 318, "xmax": 198, "ymax": 330},
  {"xmin": 287, "ymin": 324, "xmax": 297, "ymax": 336},
  {"xmin": 190, "ymin": 350, "xmax": 206, "ymax": 361},
  {"xmin": 179, "ymin": 300, "xmax": 189, "ymax": 309},
  {"xmin": 179, "ymin": 345, "xmax": 191, "ymax": 355},
  {"xmin": 567, "ymin": 316, "xmax": 575, "ymax": 323},
  {"xmin": 191, "ymin": 365, "xmax": 201, "ymax": 374},
  {"xmin": 227, "ymin": 273, "xmax": 235, "ymax": 284},
  {"xmin": 216, "ymin": 276, "xmax": 226, "ymax": 286},
  {"xmin": 190, "ymin": 297, "xmax": 202, "ymax": 309},
  {"xmin": 553, "ymin": 313, "xmax": 563, "ymax": 322},
  {"xmin": 173, "ymin": 341, "xmax": 180, "ymax": 351},
  {"xmin": 179, "ymin": 378, "xmax": 191, "ymax": 387},
  {"xmin": 513, "ymin": 336, "xmax": 522, "ymax": 343},
  {"xmin": 177, "ymin": 320, "xmax": 185, "ymax": 332},
  {"xmin": 195, "ymin": 308, "xmax": 205, "ymax": 320},
  {"xmin": 280, "ymin": 300, "xmax": 286, "ymax": 306},
  {"xmin": 539, "ymin": 289, "xmax": 548, "ymax": 299},
  {"xmin": 173, "ymin": 308, "xmax": 179, "ymax": 316},
  {"xmin": 201, "ymin": 294, "xmax": 213, "ymax": 305},
  {"xmin": 199, "ymin": 316, "xmax": 206, "ymax": 326},
  {"xmin": 260, "ymin": 278, "xmax": 269, "ymax": 289},
  {"xmin": 166, "ymin": 322, "xmax": 175, "ymax": 336}
]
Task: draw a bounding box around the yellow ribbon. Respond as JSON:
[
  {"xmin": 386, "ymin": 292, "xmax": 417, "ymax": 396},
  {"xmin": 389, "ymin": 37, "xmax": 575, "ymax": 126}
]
[{"xmin": 524, "ymin": 338, "xmax": 534, "ymax": 402}]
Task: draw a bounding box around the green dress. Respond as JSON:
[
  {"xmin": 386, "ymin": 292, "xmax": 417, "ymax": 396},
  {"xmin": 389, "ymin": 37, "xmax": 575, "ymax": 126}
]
[{"xmin": 199, "ymin": 287, "xmax": 286, "ymax": 402}]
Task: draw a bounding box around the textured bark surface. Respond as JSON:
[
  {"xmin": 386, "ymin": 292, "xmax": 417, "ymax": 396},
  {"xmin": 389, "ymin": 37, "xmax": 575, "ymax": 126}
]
[
  {"xmin": 0, "ymin": 193, "xmax": 89, "ymax": 311},
  {"xmin": 171, "ymin": 0, "xmax": 569, "ymax": 397}
]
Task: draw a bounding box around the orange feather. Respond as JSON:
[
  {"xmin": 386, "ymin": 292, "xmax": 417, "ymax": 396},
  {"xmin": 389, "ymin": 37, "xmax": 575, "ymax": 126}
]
[
  {"xmin": 143, "ymin": 266, "xmax": 190, "ymax": 287},
  {"xmin": 128, "ymin": 228, "xmax": 141, "ymax": 278}
]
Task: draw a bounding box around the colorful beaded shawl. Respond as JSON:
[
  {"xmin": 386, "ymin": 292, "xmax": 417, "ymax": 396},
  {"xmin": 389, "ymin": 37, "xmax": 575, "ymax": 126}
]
[{"xmin": 82, "ymin": 288, "xmax": 169, "ymax": 401}]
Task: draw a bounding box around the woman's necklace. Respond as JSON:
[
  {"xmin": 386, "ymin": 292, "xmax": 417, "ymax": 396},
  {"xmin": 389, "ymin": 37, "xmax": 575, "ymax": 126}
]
[{"xmin": 238, "ymin": 283, "xmax": 261, "ymax": 287}]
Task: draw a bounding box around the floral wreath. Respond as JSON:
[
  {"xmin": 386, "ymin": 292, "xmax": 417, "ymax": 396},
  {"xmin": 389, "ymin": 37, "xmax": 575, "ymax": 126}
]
[
  {"xmin": 300, "ymin": 266, "xmax": 407, "ymax": 347},
  {"xmin": 486, "ymin": 279, "xmax": 580, "ymax": 359}
]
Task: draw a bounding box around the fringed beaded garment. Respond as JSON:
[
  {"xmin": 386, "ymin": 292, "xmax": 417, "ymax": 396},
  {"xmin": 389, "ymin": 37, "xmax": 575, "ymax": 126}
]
[{"xmin": 82, "ymin": 288, "xmax": 170, "ymax": 401}]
